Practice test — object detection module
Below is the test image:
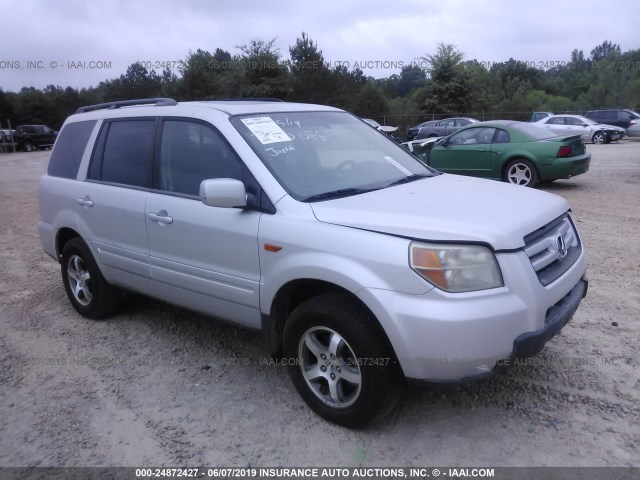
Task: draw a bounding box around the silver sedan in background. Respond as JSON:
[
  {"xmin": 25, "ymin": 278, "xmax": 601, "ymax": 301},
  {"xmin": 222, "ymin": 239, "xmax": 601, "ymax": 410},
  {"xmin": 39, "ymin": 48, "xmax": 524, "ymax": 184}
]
[
  {"xmin": 535, "ymin": 114, "xmax": 625, "ymax": 144},
  {"xmin": 415, "ymin": 117, "xmax": 479, "ymax": 140}
]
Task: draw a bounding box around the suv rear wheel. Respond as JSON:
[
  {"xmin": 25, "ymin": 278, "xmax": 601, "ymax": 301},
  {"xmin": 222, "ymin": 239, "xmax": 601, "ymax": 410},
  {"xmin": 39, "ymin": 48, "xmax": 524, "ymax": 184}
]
[
  {"xmin": 283, "ymin": 292, "xmax": 402, "ymax": 428},
  {"xmin": 61, "ymin": 238, "xmax": 122, "ymax": 319},
  {"xmin": 23, "ymin": 142, "xmax": 34, "ymax": 152}
]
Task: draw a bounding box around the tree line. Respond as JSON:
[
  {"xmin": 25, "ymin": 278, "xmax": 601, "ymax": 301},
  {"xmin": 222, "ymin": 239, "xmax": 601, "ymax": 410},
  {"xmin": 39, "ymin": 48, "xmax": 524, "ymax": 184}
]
[{"xmin": 1, "ymin": 34, "xmax": 639, "ymax": 132}]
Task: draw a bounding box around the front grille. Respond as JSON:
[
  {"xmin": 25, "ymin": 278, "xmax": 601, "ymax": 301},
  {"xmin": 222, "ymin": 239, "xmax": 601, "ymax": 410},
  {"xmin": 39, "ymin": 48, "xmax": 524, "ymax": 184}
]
[{"xmin": 523, "ymin": 214, "xmax": 581, "ymax": 286}]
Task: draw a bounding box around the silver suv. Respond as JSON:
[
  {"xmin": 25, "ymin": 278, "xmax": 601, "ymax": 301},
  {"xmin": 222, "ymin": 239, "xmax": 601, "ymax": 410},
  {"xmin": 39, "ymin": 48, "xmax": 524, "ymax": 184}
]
[{"xmin": 39, "ymin": 98, "xmax": 588, "ymax": 428}]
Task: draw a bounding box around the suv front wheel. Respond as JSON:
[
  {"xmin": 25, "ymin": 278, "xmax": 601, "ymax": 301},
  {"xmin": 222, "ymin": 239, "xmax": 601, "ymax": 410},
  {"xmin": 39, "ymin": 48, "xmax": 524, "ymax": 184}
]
[
  {"xmin": 61, "ymin": 238, "xmax": 122, "ymax": 319},
  {"xmin": 283, "ymin": 293, "xmax": 402, "ymax": 428}
]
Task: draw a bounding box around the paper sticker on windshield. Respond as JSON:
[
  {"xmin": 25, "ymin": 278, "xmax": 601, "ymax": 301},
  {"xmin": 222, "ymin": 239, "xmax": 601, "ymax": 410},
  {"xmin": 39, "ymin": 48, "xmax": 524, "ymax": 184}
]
[
  {"xmin": 384, "ymin": 156, "xmax": 413, "ymax": 176},
  {"xmin": 241, "ymin": 116, "xmax": 291, "ymax": 145}
]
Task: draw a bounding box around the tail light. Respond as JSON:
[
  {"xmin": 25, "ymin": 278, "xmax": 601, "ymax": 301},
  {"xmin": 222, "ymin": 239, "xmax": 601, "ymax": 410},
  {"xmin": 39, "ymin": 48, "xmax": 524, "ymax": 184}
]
[
  {"xmin": 556, "ymin": 146, "xmax": 573, "ymax": 158},
  {"xmin": 630, "ymin": 120, "xmax": 637, "ymax": 127}
]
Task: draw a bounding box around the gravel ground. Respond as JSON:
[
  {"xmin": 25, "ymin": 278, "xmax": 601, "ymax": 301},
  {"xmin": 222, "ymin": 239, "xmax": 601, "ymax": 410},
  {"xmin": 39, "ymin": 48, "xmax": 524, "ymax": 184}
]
[{"xmin": 0, "ymin": 142, "xmax": 639, "ymax": 468}]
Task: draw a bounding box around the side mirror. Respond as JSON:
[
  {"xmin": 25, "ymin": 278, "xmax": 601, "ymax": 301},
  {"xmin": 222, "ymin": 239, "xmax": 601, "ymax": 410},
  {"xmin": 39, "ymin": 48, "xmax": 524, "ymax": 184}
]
[{"xmin": 199, "ymin": 178, "xmax": 247, "ymax": 208}]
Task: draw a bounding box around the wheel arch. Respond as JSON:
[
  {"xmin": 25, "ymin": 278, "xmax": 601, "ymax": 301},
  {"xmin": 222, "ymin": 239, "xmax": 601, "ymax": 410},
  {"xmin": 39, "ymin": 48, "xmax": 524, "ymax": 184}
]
[
  {"xmin": 501, "ymin": 155, "xmax": 540, "ymax": 180},
  {"xmin": 55, "ymin": 227, "xmax": 81, "ymax": 261},
  {"xmin": 263, "ymin": 279, "xmax": 401, "ymax": 373},
  {"xmin": 592, "ymin": 130, "xmax": 607, "ymax": 144}
]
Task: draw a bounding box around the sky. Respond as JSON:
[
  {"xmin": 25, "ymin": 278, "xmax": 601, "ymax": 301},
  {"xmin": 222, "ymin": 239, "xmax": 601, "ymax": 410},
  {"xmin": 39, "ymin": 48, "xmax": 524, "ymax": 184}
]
[{"xmin": 1, "ymin": 0, "xmax": 639, "ymax": 93}]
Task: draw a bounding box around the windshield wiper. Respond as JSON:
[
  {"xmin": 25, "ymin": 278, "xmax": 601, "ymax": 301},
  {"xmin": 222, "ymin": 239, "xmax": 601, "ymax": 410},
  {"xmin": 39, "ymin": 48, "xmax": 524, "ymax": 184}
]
[
  {"xmin": 303, "ymin": 187, "xmax": 378, "ymax": 202},
  {"xmin": 387, "ymin": 174, "xmax": 430, "ymax": 187}
]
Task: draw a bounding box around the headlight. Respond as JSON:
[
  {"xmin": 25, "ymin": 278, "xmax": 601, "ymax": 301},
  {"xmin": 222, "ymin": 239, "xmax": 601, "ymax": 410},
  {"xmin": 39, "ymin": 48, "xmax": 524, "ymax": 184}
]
[{"xmin": 410, "ymin": 242, "xmax": 503, "ymax": 293}]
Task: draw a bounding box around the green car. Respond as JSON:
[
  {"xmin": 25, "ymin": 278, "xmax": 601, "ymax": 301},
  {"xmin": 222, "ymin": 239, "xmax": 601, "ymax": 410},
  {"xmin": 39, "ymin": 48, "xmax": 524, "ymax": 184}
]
[{"xmin": 402, "ymin": 120, "xmax": 591, "ymax": 187}]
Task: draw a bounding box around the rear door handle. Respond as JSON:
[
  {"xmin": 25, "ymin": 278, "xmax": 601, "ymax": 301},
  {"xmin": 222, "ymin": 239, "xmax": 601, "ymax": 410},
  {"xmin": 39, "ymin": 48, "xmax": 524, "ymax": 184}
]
[
  {"xmin": 76, "ymin": 196, "xmax": 94, "ymax": 208},
  {"xmin": 149, "ymin": 211, "xmax": 173, "ymax": 224}
]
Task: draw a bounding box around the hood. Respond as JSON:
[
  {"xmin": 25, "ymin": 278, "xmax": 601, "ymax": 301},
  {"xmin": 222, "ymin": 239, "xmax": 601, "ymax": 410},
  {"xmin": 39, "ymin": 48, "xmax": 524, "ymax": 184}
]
[
  {"xmin": 310, "ymin": 174, "xmax": 569, "ymax": 251},
  {"xmin": 596, "ymin": 123, "xmax": 625, "ymax": 132}
]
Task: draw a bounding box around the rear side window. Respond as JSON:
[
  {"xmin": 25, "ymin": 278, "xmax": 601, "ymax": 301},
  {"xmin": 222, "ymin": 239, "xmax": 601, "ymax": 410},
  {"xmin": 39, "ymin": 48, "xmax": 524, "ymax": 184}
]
[
  {"xmin": 89, "ymin": 119, "xmax": 155, "ymax": 188},
  {"xmin": 493, "ymin": 129, "xmax": 510, "ymax": 143},
  {"xmin": 620, "ymin": 110, "xmax": 639, "ymax": 120},
  {"xmin": 547, "ymin": 117, "xmax": 564, "ymax": 125},
  {"xmin": 47, "ymin": 120, "xmax": 97, "ymax": 179}
]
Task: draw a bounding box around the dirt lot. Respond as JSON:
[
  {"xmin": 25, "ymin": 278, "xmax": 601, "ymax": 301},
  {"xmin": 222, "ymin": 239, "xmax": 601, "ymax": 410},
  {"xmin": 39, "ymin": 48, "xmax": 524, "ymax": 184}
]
[{"xmin": 0, "ymin": 142, "xmax": 639, "ymax": 468}]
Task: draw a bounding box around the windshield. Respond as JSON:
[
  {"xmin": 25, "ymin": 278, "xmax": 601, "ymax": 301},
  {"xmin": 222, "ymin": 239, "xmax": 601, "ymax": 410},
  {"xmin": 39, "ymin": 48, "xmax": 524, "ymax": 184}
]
[{"xmin": 231, "ymin": 111, "xmax": 435, "ymax": 201}]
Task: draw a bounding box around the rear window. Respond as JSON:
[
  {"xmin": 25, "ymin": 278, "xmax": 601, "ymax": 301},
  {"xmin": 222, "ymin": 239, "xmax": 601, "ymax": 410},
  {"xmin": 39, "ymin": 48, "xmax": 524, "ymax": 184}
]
[
  {"xmin": 47, "ymin": 120, "xmax": 97, "ymax": 179},
  {"xmin": 512, "ymin": 122, "xmax": 559, "ymax": 140}
]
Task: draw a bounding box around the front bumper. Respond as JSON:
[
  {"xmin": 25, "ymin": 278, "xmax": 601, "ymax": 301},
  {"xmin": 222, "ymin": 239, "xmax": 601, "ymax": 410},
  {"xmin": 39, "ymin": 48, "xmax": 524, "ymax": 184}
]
[
  {"xmin": 607, "ymin": 131, "xmax": 624, "ymax": 142},
  {"xmin": 357, "ymin": 248, "xmax": 587, "ymax": 382},
  {"xmin": 494, "ymin": 276, "xmax": 588, "ymax": 372}
]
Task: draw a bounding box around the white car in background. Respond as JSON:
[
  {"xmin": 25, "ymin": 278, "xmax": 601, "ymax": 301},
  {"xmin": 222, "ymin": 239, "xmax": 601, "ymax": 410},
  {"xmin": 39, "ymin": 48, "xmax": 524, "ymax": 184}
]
[{"xmin": 535, "ymin": 114, "xmax": 625, "ymax": 144}]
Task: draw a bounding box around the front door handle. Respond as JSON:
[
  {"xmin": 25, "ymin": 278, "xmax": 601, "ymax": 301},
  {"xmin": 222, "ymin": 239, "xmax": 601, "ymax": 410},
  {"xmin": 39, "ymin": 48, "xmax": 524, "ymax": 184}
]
[
  {"xmin": 76, "ymin": 196, "xmax": 94, "ymax": 208},
  {"xmin": 149, "ymin": 211, "xmax": 173, "ymax": 224}
]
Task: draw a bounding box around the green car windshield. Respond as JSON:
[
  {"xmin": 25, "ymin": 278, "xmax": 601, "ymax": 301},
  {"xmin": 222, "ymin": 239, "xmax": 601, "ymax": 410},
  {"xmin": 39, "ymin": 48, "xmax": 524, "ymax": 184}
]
[{"xmin": 231, "ymin": 111, "xmax": 435, "ymax": 201}]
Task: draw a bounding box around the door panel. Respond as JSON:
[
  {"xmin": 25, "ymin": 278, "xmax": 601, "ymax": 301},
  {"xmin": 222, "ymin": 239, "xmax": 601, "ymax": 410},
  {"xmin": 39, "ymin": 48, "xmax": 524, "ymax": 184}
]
[
  {"xmin": 429, "ymin": 127, "xmax": 495, "ymax": 177},
  {"xmin": 80, "ymin": 118, "xmax": 156, "ymax": 284},
  {"xmin": 146, "ymin": 194, "xmax": 261, "ymax": 328},
  {"xmin": 146, "ymin": 118, "xmax": 262, "ymax": 328},
  {"xmin": 78, "ymin": 183, "xmax": 150, "ymax": 280}
]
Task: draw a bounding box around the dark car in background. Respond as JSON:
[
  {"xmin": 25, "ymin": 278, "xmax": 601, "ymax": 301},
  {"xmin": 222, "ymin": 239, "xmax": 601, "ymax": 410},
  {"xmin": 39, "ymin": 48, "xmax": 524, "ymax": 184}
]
[
  {"xmin": 415, "ymin": 117, "xmax": 479, "ymax": 140},
  {"xmin": 585, "ymin": 109, "xmax": 640, "ymax": 137},
  {"xmin": 407, "ymin": 120, "xmax": 436, "ymax": 141},
  {"xmin": 14, "ymin": 124, "xmax": 58, "ymax": 151}
]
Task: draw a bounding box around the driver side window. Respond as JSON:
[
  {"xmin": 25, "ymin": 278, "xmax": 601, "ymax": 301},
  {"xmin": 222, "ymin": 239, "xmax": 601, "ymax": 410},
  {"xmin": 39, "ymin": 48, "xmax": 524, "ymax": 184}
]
[
  {"xmin": 156, "ymin": 120, "xmax": 242, "ymax": 197},
  {"xmin": 449, "ymin": 127, "xmax": 496, "ymax": 145}
]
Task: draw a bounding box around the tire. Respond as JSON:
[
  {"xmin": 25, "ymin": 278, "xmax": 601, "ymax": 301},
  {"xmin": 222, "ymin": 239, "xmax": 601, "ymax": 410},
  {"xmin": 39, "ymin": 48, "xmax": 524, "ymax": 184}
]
[
  {"xmin": 592, "ymin": 131, "xmax": 606, "ymax": 144},
  {"xmin": 283, "ymin": 292, "xmax": 402, "ymax": 428},
  {"xmin": 24, "ymin": 142, "xmax": 34, "ymax": 152},
  {"xmin": 504, "ymin": 158, "xmax": 539, "ymax": 187},
  {"xmin": 60, "ymin": 238, "xmax": 122, "ymax": 319}
]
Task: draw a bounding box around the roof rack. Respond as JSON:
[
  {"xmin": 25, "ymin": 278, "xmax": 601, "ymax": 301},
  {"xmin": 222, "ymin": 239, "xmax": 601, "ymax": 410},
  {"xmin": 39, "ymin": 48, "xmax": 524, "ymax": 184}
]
[
  {"xmin": 75, "ymin": 98, "xmax": 177, "ymax": 114},
  {"xmin": 213, "ymin": 98, "xmax": 284, "ymax": 102}
]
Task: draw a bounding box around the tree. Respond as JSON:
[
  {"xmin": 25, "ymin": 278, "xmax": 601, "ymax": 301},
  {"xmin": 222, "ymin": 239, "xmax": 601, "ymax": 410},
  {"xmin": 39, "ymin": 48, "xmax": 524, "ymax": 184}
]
[
  {"xmin": 236, "ymin": 38, "xmax": 290, "ymax": 99},
  {"xmin": 590, "ymin": 41, "xmax": 621, "ymax": 62},
  {"xmin": 351, "ymin": 82, "xmax": 389, "ymax": 118},
  {"xmin": 119, "ymin": 62, "xmax": 162, "ymax": 99},
  {"xmin": 180, "ymin": 49, "xmax": 218, "ymax": 99},
  {"xmin": 288, "ymin": 32, "xmax": 331, "ymax": 103},
  {"xmin": 0, "ymin": 89, "xmax": 15, "ymax": 126},
  {"xmin": 417, "ymin": 43, "xmax": 471, "ymax": 113},
  {"xmin": 397, "ymin": 64, "xmax": 426, "ymax": 97},
  {"xmin": 327, "ymin": 65, "xmax": 367, "ymax": 110}
]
